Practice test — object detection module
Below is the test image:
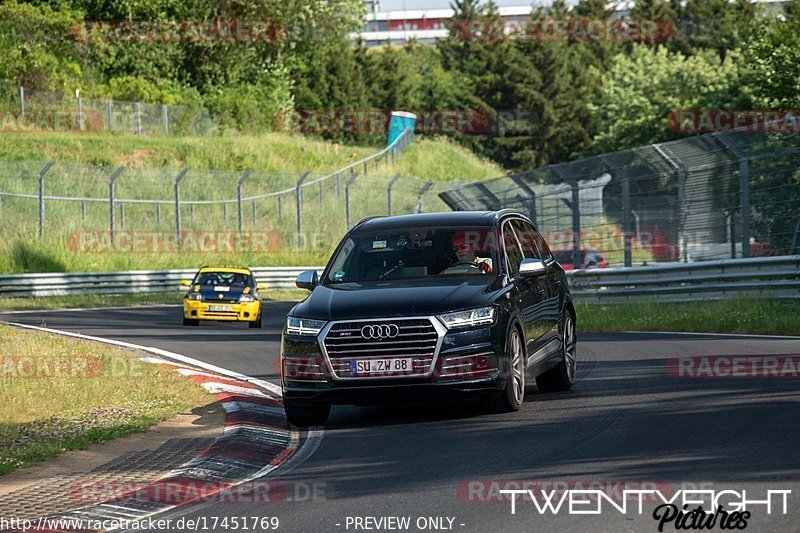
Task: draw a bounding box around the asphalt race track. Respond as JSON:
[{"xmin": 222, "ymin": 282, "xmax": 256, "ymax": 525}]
[{"xmin": 2, "ymin": 303, "xmax": 799, "ymax": 532}]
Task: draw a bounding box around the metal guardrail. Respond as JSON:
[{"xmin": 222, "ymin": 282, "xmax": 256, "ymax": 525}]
[
  {"xmin": 0, "ymin": 267, "xmax": 323, "ymax": 298},
  {"xmin": 1, "ymin": 256, "xmax": 798, "ymax": 300},
  {"xmin": 567, "ymin": 255, "xmax": 800, "ymax": 302}
]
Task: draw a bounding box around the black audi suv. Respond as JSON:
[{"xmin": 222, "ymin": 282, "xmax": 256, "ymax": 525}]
[{"xmin": 280, "ymin": 210, "xmax": 576, "ymax": 426}]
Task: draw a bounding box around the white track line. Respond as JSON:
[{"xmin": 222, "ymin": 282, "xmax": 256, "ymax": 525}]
[
  {"xmin": 0, "ymin": 304, "xmax": 180, "ymax": 314},
  {"xmin": 1, "ymin": 319, "xmax": 325, "ymax": 531},
  {"xmin": 1, "ymin": 320, "xmax": 282, "ymax": 396}
]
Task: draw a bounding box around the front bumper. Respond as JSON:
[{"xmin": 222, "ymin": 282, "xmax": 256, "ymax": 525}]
[
  {"xmin": 281, "ymin": 320, "xmax": 507, "ymax": 405},
  {"xmin": 184, "ymin": 299, "xmax": 260, "ymax": 322}
]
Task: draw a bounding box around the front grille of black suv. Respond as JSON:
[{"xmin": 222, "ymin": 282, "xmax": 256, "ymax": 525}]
[{"xmin": 322, "ymin": 318, "xmax": 440, "ymax": 379}]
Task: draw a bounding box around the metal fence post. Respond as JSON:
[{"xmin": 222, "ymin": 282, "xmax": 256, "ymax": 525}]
[
  {"xmin": 236, "ymin": 170, "xmax": 251, "ymax": 233},
  {"xmin": 135, "ymin": 102, "xmax": 142, "ymax": 136},
  {"xmin": 277, "ymin": 195, "xmax": 282, "ymax": 222},
  {"xmin": 336, "ymin": 174, "xmax": 341, "ymax": 198},
  {"xmin": 318, "ymin": 181, "xmax": 323, "ymax": 204},
  {"xmin": 713, "ymin": 134, "xmax": 750, "ymax": 258},
  {"xmin": 790, "ymin": 215, "xmax": 800, "ymax": 255},
  {"xmin": 174, "ymin": 168, "xmax": 189, "ymax": 243},
  {"xmin": 76, "ymin": 91, "xmax": 84, "ymax": 131},
  {"xmin": 622, "ymin": 174, "xmax": 632, "ymax": 267},
  {"xmin": 509, "ymin": 175, "xmax": 538, "ymax": 226},
  {"xmin": 415, "ymin": 181, "xmax": 434, "ymax": 213},
  {"xmin": 120, "ymin": 202, "xmax": 125, "ymax": 230},
  {"xmin": 37, "ymin": 162, "xmax": 55, "ymax": 239},
  {"xmin": 190, "ymin": 204, "xmax": 195, "ymax": 225},
  {"xmin": 345, "ymin": 170, "xmax": 358, "ymax": 230},
  {"xmin": 106, "ymin": 99, "xmax": 112, "ymax": 131},
  {"xmin": 108, "ymin": 166, "xmax": 124, "ymax": 244},
  {"xmin": 162, "ymin": 104, "xmax": 169, "ymax": 134},
  {"xmin": 156, "ymin": 204, "xmax": 161, "ymax": 228},
  {"xmin": 738, "ymin": 158, "xmax": 751, "ymax": 258},
  {"xmin": 600, "ymin": 155, "xmax": 632, "ymax": 267},
  {"xmin": 653, "ymin": 144, "xmax": 688, "ymax": 262},
  {"xmin": 19, "ymin": 86, "xmax": 24, "ymax": 118},
  {"xmin": 252, "ymin": 200, "xmax": 256, "ymax": 225},
  {"xmin": 570, "ymin": 180, "xmax": 581, "ymax": 268},
  {"xmin": 223, "ymin": 203, "xmax": 228, "ymax": 225},
  {"xmin": 387, "ymin": 174, "xmax": 402, "ymax": 216},
  {"xmin": 551, "ymin": 166, "xmax": 581, "ymax": 266},
  {"xmin": 295, "ymin": 172, "xmax": 311, "ymax": 246},
  {"xmin": 81, "ymin": 201, "xmax": 86, "ymax": 222}
]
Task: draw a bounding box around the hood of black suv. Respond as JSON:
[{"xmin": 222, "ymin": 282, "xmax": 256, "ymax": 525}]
[{"xmin": 291, "ymin": 277, "xmax": 501, "ymax": 320}]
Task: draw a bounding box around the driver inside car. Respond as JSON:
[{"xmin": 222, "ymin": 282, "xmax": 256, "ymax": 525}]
[{"xmin": 450, "ymin": 233, "xmax": 492, "ymax": 273}]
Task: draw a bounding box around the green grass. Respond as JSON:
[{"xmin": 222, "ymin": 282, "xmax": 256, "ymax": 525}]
[
  {"xmin": 0, "ymin": 292, "xmax": 182, "ymax": 311},
  {"xmin": 0, "ymin": 323, "xmax": 216, "ymax": 475},
  {"xmin": 394, "ymin": 137, "xmax": 502, "ymax": 182},
  {"xmin": 576, "ymin": 298, "xmax": 800, "ymax": 336},
  {"xmin": 0, "ymin": 288, "xmax": 306, "ymax": 312},
  {"xmin": 4, "ymin": 294, "xmax": 797, "ymax": 337},
  {"xmin": 0, "ymin": 131, "xmax": 501, "ymax": 180},
  {"xmin": 0, "ymin": 132, "xmax": 377, "ymax": 172}
]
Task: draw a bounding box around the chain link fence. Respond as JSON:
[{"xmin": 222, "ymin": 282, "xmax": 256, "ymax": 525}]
[
  {"xmin": 1, "ymin": 80, "xmax": 215, "ymax": 136},
  {"xmin": 0, "ymin": 130, "xmax": 463, "ymax": 261},
  {"xmin": 440, "ymin": 124, "xmax": 800, "ymax": 266}
]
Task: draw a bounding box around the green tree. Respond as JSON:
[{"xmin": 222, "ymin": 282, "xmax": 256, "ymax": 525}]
[
  {"xmin": 630, "ymin": 0, "xmax": 677, "ymax": 51},
  {"xmin": 0, "ymin": 0, "xmax": 85, "ymax": 91},
  {"xmin": 678, "ymin": 0, "xmax": 755, "ymax": 59},
  {"xmin": 741, "ymin": 1, "xmax": 800, "ymax": 109},
  {"xmin": 588, "ymin": 45, "xmax": 738, "ymax": 153}
]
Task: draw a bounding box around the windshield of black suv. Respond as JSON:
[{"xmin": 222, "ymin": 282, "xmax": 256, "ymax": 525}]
[{"xmin": 325, "ymin": 226, "xmax": 501, "ymax": 283}]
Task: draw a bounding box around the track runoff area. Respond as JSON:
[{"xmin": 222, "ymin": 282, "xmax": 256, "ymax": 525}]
[{"xmin": 1, "ymin": 303, "xmax": 798, "ymax": 532}]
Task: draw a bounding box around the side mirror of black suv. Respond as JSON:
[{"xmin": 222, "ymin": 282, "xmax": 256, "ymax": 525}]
[
  {"xmin": 295, "ymin": 269, "xmax": 319, "ymax": 291},
  {"xmin": 519, "ymin": 258, "xmax": 548, "ymax": 277}
]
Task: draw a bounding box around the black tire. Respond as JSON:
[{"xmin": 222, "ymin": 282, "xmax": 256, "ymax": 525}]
[
  {"xmin": 536, "ymin": 311, "xmax": 576, "ymax": 392},
  {"xmin": 249, "ymin": 314, "xmax": 262, "ymax": 328},
  {"xmin": 183, "ymin": 317, "xmax": 199, "ymax": 327},
  {"xmin": 283, "ymin": 399, "xmax": 330, "ymax": 427},
  {"xmin": 485, "ymin": 325, "xmax": 525, "ymax": 413}
]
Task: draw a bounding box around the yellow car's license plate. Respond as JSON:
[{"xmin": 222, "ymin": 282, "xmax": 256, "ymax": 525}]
[{"xmin": 208, "ymin": 305, "xmax": 233, "ymax": 312}]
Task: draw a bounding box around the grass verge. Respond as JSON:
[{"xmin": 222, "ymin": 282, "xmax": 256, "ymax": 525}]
[
  {"xmin": 0, "ymin": 324, "xmax": 215, "ymax": 476},
  {"xmin": 576, "ymin": 298, "xmax": 800, "ymax": 336},
  {"xmin": 0, "ymin": 131, "xmax": 501, "ymax": 180},
  {"xmin": 0, "ymin": 289, "xmax": 306, "ymax": 312}
]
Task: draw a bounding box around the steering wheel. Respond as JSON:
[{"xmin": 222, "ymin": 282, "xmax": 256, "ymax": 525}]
[{"xmin": 440, "ymin": 261, "xmax": 482, "ymax": 274}]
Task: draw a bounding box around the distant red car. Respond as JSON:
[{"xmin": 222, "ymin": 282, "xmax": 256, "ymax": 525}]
[{"xmin": 553, "ymin": 249, "xmax": 609, "ymax": 270}]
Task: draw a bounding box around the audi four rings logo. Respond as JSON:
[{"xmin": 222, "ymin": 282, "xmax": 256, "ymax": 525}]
[{"xmin": 361, "ymin": 324, "xmax": 400, "ymax": 339}]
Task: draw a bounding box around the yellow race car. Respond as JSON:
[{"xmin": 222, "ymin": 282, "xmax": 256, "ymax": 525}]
[{"xmin": 181, "ymin": 266, "xmax": 267, "ymax": 328}]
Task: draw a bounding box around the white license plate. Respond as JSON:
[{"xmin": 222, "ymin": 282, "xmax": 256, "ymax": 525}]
[
  {"xmin": 350, "ymin": 357, "xmax": 413, "ymax": 374},
  {"xmin": 208, "ymin": 305, "xmax": 233, "ymax": 312}
]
